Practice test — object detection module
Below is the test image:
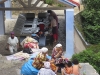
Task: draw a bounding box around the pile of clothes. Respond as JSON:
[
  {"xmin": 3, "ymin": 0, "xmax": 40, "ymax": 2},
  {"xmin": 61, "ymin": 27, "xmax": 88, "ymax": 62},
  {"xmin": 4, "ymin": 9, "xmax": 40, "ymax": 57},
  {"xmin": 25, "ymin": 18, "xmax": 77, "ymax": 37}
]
[{"xmin": 21, "ymin": 36, "xmax": 40, "ymax": 54}]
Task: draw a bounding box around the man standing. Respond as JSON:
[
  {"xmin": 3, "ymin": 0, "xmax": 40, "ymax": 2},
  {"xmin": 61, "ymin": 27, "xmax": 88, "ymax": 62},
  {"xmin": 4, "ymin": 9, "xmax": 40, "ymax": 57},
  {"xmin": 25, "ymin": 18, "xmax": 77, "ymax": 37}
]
[{"xmin": 7, "ymin": 32, "xmax": 19, "ymax": 54}]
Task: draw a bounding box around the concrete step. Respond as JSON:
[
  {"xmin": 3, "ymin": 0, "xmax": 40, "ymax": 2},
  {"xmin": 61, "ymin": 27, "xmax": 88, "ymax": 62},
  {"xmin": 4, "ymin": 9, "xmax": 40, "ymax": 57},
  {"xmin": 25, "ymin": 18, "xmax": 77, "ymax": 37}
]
[
  {"xmin": 36, "ymin": 1, "xmax": 44, "ymax": 7},
  {"xmin": 31, "ymin": 0, "xmax": 37, "ymax": 5},
  {"xmin": 41, "ymin": 4, "xmax": 48, "ymax": 7},
  {"xmin": 80, "ymin": 63, "xmax": 99, "ymax": 75}
]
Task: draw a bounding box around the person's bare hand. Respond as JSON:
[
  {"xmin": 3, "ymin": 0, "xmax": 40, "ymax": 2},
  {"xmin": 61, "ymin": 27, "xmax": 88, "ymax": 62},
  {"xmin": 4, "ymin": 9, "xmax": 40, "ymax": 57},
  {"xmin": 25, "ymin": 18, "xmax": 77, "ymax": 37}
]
[
  {"xmin": 59, "ymin": 51, "xmax": 62, "ymax": 54},
  {"xmin": 61, "ymin": 56, "xmax": 65, "ymax": 59}
]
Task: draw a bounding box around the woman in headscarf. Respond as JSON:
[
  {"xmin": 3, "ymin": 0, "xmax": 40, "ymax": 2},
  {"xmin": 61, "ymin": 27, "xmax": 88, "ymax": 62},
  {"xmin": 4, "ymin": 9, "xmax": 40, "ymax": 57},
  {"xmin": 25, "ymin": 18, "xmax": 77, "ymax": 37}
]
[
  {"xmin": 51, "ymin": 44, "xmax": 68, "ymax": 72},
  {"xmin": 21, "ymin": 47, "xmax": 49, "ymax": 75},
  {"xmin": 47, "ymin": 10, "xmax": 58, "ymax": 28},
  {"xmin": 51, "ymin": 43, "xmax": 63, "ymax": 60},
  {"xmin": 49, "ymin": 15, "xmax": 58, "ymax": 43},
  {"xmin": 32, "ymin": 47, "xmax": 49, "ymax": 70}
]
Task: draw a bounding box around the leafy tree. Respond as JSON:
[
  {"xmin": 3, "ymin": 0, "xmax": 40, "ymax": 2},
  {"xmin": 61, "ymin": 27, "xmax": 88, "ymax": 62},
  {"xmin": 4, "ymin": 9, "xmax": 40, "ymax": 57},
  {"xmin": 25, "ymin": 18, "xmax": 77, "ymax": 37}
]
[{"xmin": 81, "ymin": 0, "xmax": 100, "ymax": 44}]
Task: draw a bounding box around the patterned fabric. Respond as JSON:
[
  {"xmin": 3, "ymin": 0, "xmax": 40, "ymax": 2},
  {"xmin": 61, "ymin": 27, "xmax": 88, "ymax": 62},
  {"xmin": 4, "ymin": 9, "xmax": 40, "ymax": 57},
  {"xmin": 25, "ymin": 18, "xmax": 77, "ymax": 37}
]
[
  {"xmin": 55, "ymin": 58, "xmax": 68, "ymax": 64},
  {"xmin": 32, "ymin": 53, "xmax": 46, "ymax": 69},
  {"xmin": 24, "ymin": 42, "xmax": 34, "ymax": 48},
  {"xmin": 24, "ymin": 42, "xmax": 38, "ymax": 49},
  {"xmin": 50, "ymin": 63, "xmax": 57, "ymax": 71},
  {"xmin": 51, "ymin": 47, "xmax": 68, "ymax": 65},
  {"xmin": 51, "ymin": 47, "xmax": 62, "ymax": 59}
]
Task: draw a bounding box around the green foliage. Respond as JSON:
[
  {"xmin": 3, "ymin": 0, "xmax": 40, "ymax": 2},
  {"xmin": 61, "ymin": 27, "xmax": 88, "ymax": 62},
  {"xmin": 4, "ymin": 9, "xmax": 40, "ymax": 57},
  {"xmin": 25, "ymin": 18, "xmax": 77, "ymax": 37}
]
[
  {"xmin": 57, "ymin": 4, "xmax": 64, "ymax": 7},
  {"xmin": 81, "ymin": 0, "xmax": 100, "ymax": 44},
  {"xmin": 83, "ymin": 0, "xmax": 100, "ymax": 10},
  {"xmin": 45, "ymin": 0, "xmax": 54, "ymax": 5},
  {"xmin": 71, "ymin": 44, "xmax": 100, "ymax": 74}
]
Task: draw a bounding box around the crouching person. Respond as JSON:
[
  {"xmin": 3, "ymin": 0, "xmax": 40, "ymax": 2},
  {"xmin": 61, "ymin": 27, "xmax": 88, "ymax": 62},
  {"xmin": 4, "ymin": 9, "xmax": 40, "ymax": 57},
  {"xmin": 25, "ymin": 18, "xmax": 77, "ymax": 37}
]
[
  {"xmin": 7, "ymin": 32, "xmax": 19, "ymax": 54},
  {"xmin": 32, "ymin": 47, "xmax": 49, "ymax": 70},
  {"xmin": 61, "ymin": 61, "xmax": 73, "ymax": 75},
  {"xmin": 21, "ymin": 47, "xmax": 49, "ymax": 75}
]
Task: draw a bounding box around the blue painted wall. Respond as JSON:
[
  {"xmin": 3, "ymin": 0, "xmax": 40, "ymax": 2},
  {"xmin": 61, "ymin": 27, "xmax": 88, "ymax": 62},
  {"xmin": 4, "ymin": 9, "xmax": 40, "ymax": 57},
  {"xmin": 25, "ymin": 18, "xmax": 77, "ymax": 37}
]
[
  {"xmin": 64, "ymin": 9, "xmax": 74, "ymax": 59},
  {"xmin": 0, "ymin": 3, "xmax": 5, "ymax": 35},
  {"xmin": 5, "ymin": 0, "xmax": 12, "ymax": 19}
]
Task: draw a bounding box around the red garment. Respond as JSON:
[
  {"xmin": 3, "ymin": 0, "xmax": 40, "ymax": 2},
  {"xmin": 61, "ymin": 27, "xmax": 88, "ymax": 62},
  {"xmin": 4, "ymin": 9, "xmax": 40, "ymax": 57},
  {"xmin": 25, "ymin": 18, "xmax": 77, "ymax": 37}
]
[
  {"xmin": 52, "ymin": 26, "xmax": 58, "ymax": 41},
  {"xmin": 51, "ymin": 48, "xmax": 57, "ymax": 59},
  {"xmin": 24, "ymin": 42, "xmax": 34, "ymax": 48},
  {"xmin": 39, "ymin": 24, "xmax": 45, "ymax": 31},
  {"xmin": 53, "ymin": 34, "xmax": 58, "ymax": 41}
]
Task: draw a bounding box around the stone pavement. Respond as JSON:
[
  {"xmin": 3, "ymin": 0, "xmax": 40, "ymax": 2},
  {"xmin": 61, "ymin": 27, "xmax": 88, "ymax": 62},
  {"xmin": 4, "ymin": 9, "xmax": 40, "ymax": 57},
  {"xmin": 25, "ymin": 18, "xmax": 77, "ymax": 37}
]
[
  {"xmin": 80, "ymin": 63, "xmax": 99, "ymax": 75},
  {"xmin": 0, "ymin": 54, "xmax": 26, "ymax": 75}
]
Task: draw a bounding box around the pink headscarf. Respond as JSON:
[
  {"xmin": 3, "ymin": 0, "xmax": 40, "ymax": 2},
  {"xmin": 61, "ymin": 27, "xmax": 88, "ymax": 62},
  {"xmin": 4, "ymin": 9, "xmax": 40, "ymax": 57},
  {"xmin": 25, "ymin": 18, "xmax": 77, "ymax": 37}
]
[{"xmin": 11, "ymin": 32, "xmax": 14, "ymax": 35}]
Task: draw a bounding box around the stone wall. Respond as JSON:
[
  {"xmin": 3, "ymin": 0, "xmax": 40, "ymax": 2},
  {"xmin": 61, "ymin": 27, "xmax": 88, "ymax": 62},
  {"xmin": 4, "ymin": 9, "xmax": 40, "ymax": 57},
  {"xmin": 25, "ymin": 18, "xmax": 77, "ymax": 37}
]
[
  {"xmin": 74, "ymin": 12, "xmax": 90, "ymax": 48},
  {"xmin": 80, "ymin": 63, "xmax": 99, "ymax": 75}
]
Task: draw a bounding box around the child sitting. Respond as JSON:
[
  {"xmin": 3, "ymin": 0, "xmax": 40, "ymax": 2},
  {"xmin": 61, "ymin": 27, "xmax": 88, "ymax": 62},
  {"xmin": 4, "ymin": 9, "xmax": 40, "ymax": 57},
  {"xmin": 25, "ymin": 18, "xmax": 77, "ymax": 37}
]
[
  {"xmin": 72, "ymin": 59, "xmax": 81, "ymax": 75},
  {"xmin": 61, "ymin": 61, "xmax": 73, "ymax": 75}
]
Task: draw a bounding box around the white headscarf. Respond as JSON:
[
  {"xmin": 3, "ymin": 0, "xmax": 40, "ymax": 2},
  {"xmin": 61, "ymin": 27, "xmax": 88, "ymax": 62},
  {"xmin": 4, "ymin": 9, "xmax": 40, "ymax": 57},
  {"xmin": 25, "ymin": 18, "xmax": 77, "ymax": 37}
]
[
  {"xmin": 41, "ymin": 47, "xmax": 48, "ymax": 53},
  {"xmin": 44, "ymin": 62, "xmax": 50, "ymax": 69},
  {"xmin": 55, "ymin": 43, "xmax": 62, "ymax": 47}
]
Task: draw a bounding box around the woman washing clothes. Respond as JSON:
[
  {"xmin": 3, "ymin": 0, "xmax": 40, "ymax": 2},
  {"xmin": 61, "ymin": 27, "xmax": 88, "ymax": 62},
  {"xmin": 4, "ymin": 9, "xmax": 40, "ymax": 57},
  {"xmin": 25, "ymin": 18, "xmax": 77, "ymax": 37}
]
[
  {"xmin": 51, "ymin": 44, "xmax": 68, "ymax": 73},
  {"xmin": 32, "ymin": 47, "xmax": 49, "ymax": 70},
  {"xmin": 49, "ymin": 15, "xmax": 58, "ymax": 43},
  {"xmin": 21, "ymin": 47, "xmax": 50, "ymax": 75}
]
